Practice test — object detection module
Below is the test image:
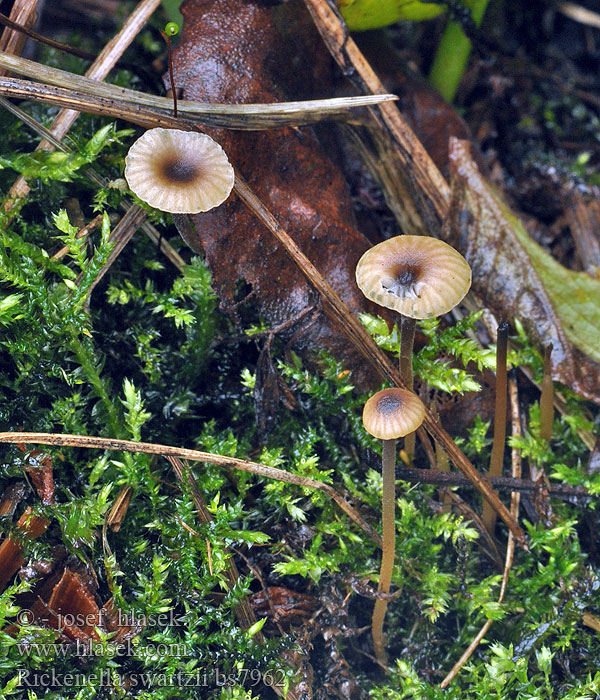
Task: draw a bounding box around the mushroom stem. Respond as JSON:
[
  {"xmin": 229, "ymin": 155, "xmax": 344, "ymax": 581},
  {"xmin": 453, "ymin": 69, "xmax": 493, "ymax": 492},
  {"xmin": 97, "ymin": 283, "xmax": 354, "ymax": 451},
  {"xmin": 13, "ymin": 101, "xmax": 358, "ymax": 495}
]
[
  {"xmin": 482, "ymin": 321, "xmax": 508, "ymax": 533},
  {"xmin": 372, "ymin": 437, "xmax": 396, "ymax": 668},
  {"xmin": 399, "ymin": 315, "xmax": 416, "ymax": 460}
]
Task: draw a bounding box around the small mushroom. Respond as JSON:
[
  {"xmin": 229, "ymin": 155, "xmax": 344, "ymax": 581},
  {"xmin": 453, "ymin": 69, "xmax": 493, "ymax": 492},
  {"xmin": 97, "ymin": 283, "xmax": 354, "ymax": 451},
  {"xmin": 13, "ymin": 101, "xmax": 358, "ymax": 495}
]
[
  {"xmin": 362, "ymin": 387, "xmax": 425, "ymax": 667},
  {"xmin": 355, "ymin": 235, "xmax": 471, "ymax": 320},
  {"xmin": 124, "ymin": 128, "xmax": 234, "ymax": 214},
  {"xmin": 356, "ymin": 236, "xmax": 471, "ymax": 459}
]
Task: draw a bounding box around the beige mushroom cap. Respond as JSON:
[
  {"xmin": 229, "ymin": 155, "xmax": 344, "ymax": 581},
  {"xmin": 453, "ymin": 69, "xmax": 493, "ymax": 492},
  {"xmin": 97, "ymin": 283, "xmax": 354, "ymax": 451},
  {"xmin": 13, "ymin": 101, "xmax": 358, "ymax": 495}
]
[
  {"xmin": 124, "ymin": 128, "xmax": 234, "ymax": 214},
  {"xmin": 355, "ymin": 236, "xmax": 471, "ymax": 319},
  {"xmin": 362, "ymin": 388, "xmax": 425, "ymax": 440}
]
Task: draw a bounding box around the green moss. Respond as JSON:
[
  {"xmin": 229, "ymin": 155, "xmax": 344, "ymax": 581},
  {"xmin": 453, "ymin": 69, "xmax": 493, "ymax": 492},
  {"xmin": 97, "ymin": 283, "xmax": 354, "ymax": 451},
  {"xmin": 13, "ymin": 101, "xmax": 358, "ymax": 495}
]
[{"xmin": 0, "ymin": 17, "xmax": 599, "ymax": 700}]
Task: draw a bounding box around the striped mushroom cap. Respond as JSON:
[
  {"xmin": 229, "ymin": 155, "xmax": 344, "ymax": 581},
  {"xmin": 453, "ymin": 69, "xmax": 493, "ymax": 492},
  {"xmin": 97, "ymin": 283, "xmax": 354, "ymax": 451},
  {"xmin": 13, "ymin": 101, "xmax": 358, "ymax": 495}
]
[
  {"xmin": 355, "ymin": 236, "xmax": 471, "ymax": 319},
  {"xmin": 124, "ymin": 128, "xmax": 234, "ymax": 214},
  {"xmin": 362, "ymin": 388, "xmax": 425, "ymax": 440}
]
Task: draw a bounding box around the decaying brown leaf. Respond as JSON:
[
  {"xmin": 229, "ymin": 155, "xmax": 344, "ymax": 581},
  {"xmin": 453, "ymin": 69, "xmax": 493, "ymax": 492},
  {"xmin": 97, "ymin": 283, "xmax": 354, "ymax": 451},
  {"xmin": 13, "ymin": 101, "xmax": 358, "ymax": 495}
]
[
  {"xmin": 170, "ymin": 0, "xmax": 386, "ymax": 385},
  {"xmin": 0, "ymin": 506, "xmax": 50, "ymax": 590},
  {"xmin": 445, "ymin": 138, "xmax": 600, "ymax": 404}
]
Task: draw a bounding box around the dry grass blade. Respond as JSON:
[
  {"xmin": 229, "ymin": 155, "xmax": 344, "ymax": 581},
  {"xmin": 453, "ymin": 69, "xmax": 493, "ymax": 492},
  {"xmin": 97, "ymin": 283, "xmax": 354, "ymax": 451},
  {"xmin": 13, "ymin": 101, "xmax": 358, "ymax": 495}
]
[
  {"xmin": 0, "ymin": 50, "xmax": 396, "ymax": 129},
  {"xmin": 301, "ymin": 0, "xmax": 450, "ymax": 233},
  {"xmin": 0, "ymin": 432, "xmax": 381, "ymax": 547}
]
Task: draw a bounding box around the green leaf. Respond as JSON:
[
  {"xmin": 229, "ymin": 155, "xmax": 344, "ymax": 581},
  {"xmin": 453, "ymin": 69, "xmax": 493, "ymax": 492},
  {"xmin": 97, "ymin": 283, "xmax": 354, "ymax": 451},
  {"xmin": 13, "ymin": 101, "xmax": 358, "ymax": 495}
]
[
  {"xmin": 337, "ymin": 0, "xmax": 444, "ymax": 31},
  {"xmin": 502, "ymin": 202, "xmax": 600, "ymax": 364},
  {"xmin": 447, "ymin": 138, "xmax": 600, "ymax": 402}
]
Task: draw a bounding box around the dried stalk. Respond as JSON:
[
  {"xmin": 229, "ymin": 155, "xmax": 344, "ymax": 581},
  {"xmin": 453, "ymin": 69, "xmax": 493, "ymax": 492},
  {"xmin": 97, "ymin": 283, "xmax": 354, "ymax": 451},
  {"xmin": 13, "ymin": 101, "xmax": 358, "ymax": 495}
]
[
  {"xmin": 0, "ymin": 50, "xmax": 396, "ymax": 129},
  {"xmin": 0, "ymin": 432, "xmax": 382, "ymax": 547},
  {"xmin": 301, "ymin": 0, "xmax": 450, "ymax": 235}
]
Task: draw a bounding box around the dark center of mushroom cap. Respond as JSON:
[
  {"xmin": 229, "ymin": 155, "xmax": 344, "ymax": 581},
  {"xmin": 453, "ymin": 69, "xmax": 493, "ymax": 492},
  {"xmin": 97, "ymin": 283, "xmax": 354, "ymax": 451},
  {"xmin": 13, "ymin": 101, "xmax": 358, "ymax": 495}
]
[
  {"xmin": 377, "ymin": 393, "xmax": 403, "ymax": 415},
  {"xmin": 383, "ymin": 263, "xmax": 422, "ymax": 298},
  {"xmin": 162, "ymin": 158, "xmax": 199, "ymax": 183}
]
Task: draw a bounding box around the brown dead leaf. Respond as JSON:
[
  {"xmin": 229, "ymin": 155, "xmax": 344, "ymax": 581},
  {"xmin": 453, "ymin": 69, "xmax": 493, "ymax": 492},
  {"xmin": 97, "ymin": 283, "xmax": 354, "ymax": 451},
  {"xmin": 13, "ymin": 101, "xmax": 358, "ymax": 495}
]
[
  {"xmin": 0, "ymin": 506, "xmax": 50, "ymax": 590},
  {"xmin": 170, "ymin": 0, "xmax": 385, "ymax": 385},
  {"xmin": 445, "ymin": 138, "xmax": 600, "ymax": 404}
]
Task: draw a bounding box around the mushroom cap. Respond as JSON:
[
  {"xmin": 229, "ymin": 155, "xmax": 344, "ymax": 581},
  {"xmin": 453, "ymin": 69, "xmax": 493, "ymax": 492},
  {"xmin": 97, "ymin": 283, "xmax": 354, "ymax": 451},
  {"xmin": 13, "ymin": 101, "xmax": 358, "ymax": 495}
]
[
  {"xmin": 124, "ymin": 128, "xmax": 234, "ymax": 214},
  {"xmin": 355, "ymin": 236, "xmax": 471, "ymax": 319},
  {"xmin": 362, "ymin": 388, "xmax": 425, "ymax": 440}
]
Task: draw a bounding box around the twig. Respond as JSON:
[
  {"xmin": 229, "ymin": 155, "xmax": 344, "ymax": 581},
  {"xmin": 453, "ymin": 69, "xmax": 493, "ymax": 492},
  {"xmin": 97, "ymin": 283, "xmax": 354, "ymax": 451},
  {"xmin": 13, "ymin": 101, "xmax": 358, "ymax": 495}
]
[
  {"xmin": 0, "ymin": 432, "xmax": 382, "ymax": 547},
  {"xmin": 391, "ymin": 465, "xmax": 588, "ymax": 499},
  {"xmin": 51, "ymin": 214, "xmax": 104, "ymax": 261},
  {"xmin": 0, "ymin": 11, "xmax": 99, "ymax": 61}
]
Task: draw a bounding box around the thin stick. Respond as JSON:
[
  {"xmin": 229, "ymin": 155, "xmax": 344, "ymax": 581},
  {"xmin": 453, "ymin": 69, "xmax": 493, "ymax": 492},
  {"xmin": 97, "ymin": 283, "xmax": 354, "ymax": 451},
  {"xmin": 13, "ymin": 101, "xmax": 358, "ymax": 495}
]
[
  {"xmin": 372, "ymin": 438, "xmax": 396, "ymax": 667},
  {"xmin": 0, "ymin": 11, "xmax": 98, "ymax": 61},
  {"xmin": 389, "ymin": 466, "xmax": 587, "ymax": 499},
  {"xmin": 482, "ymin": 321, "xmax": 509, "ymax": 532},
  {"xmin": 0, "ymin": 432, "xmax": 381, "ymax": 547},
  {"xmin": 51, "ymin": 214, "xmax": 104, "ymax": 261}
]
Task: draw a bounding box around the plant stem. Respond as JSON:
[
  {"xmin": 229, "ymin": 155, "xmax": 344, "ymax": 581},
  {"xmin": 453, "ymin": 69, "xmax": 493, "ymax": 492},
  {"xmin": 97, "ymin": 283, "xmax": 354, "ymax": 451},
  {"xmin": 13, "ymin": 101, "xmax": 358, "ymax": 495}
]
[
  {"xmin": 428, "ymin": 0, "xmax": 490, "ymax": 103},
  {"xmin": 539, "ymin": 344, "xmax": 554, "ymax": 443},
  {"xmin": 482, "ymin": 321, "xmax": 508, "ymax": 533},
  {"xmin": 69, "ymin": 333, "xmax": 120, "ymax": 437},
  {"xmin": 399, "ymin": 315, "xmax": 416, "ymax": 461},
  {"xmin": 372, "ymin": 438, "xmax": 396, "ymax": 668}
]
